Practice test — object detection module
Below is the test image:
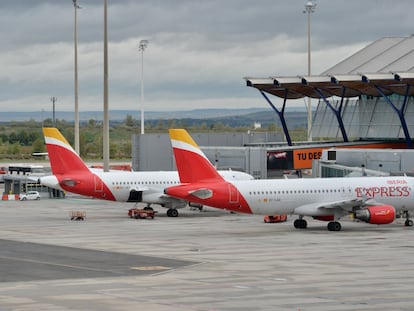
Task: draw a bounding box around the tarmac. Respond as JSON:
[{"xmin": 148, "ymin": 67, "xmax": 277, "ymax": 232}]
[{"xmin": 0, "ymin": 194, "xmax": 414, "ymax": 310}]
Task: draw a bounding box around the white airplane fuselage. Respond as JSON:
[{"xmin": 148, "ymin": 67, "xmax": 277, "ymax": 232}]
[
  {"xmin": 231, "ymin": 176, "xmax": 414, "ymax": 216},
  {"xmin": 41, "ymin": 127, "xmax": 254, "ymax": 216},
  {"xmin": 165, "ymin": 128, "xmax": 414, "ymax": 230},
  {"xmin": 41, "ymin": 169, "xmax": 253, "ymax": 208}
]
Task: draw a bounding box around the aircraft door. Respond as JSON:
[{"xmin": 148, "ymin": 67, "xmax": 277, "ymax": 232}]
[
  {"xmin": 228, "ymin": 184, "xmax": 239, "ymax": 204},
  {"xmin": 94, "ymin": 176, "xmax": 104, "ymax": 192},
  {"xmin": 128, "ymin": 190, "xmax": 143, "ymax": 202}
]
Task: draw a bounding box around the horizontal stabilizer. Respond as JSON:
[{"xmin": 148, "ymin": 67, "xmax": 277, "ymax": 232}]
[
  {"xmin": 61, "ymin": 178, "xmax": 78, "ymax": 187},
  {"xmin": 188, "ymin": 188, "xmax": 213, "ymax": 199}
]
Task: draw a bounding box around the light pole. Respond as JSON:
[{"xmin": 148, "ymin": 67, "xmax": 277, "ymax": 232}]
[
  {"xmin": 139, "ymin": 39, "xmax": 148, "ymax": 135},
  {"xmin": 103, "ymin": 0, "xmax": 109, "ymax": 171},
  {"xmin": 50, "ymin": 96, "xmax": 57, "ymax": 127},
  {"xmin": 303, "ymin": 0, "xmax": 316, "ymax": 142},
  {"xmin": 73, "ymin": 0, "xmax": 81, "ymax": 154}
]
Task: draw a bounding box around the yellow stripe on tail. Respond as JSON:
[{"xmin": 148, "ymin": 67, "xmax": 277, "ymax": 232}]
[
  {"xmin": 169, "ymin": 129, "xmax": 200, "ymax": 150},
  {"xmin": 43, "ymin": 127, "xmax": 70, "ymax": 146}
]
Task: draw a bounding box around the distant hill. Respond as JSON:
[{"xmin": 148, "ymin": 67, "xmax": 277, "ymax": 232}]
[
  {"xmin": 0, "ymin": 107, "xmax": 308, "ymax": 129},
  {"xmin": 0, "ymin": 108, "xmax": 264, "ymax": 122},
  {"xmin": 0, "ymin": 107, "xmax": 308, "ymax": 123}
]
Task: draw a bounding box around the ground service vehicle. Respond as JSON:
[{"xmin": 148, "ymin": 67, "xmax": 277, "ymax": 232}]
[{"xmin": 19, "ymin": 191, "xmax": 40, "ymax": 201}]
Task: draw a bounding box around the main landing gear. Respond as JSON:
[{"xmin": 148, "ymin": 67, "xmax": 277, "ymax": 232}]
[
  {"xmin": 166, "ymin": 208, "xmax": 179, "ymax": 217},
  {"xmin": 294, "ymin": 217, "xmax": 342, "ymax": 231},
  {"xmin": 403, "ymin": 211, "xmax": 413, "ymax": 227},
  {"xmin": 327, "ymin": 221, "xmax": 341, "ymax": 231},
  {"xmin": 141, "ymin": 204, "xmax": 179, "ymax": 217},
  {"xmin": 293, "ymin": 218, "xmax": 307, "ymax": 229},
  {"xmin": 143, "ymin": 205, "xmax": 153, "ymax": 211}
]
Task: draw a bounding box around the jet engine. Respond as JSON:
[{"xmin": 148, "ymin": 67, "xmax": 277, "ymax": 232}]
[{"xmin": 354, "ymin": 205, "xmax": 395, "ymax": 224}]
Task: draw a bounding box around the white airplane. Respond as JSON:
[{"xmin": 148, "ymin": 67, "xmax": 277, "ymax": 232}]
[
  {"xmin": 40, "ymin": 127, "xmax": 254, "ymax": 217},
  {"xmin": 164, "ymin": 129, "xmax": 414, "ymax": 231}
]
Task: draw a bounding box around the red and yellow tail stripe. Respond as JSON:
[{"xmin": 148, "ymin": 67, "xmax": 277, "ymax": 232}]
[
  {"xmin": 169, "ymin": 129, "xmax": 209, "ymax": 161},
  {"xmin": 43, "ymin": 127, "xmax": 89, "ymax": 175},
  {"xmin": 43, "ymin": 127, "xmax": 116, "ymax": 200},
  {"xmin": 43, "ymin": 127, "xmax": 76, "ymax": 153},
  {"xmin": 169, "ymin": 129, "xmax": 224, "ymax": 183}
]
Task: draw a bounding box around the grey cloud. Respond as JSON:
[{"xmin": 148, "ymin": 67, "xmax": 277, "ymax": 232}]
[{"xmin": 0, "ymin": 0, "xmax": 413, "ymax": 112}]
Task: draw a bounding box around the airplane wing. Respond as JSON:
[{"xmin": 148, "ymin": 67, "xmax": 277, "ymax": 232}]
[{"xmin": 293, "ymin": 198, "xmax": 374, "ymax": 217}]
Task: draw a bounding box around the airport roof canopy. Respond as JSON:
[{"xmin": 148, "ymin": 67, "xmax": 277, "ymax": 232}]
[
  {"xmin": 245, "ymin": 72, "xmax": 414, "ymax": 99},
  {"xmin": 245, "ymin": 36, "xmax": 414, "ymax": 99},
  {"xmin": 244, "ymin": 36, "xmax": 414, "ymax": 147}
]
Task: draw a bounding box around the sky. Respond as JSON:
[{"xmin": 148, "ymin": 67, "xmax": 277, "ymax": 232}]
[{"xmin": 0, "ymin": 0, "xmax": 413, "ymax": 115}]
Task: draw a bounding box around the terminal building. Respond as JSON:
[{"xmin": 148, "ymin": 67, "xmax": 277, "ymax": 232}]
[
  {"xmin": 1, "ymin": 164, "xmax": 64, "ymax": 199},
  {"xmin": 134, "ymin": 36, "xmax": 414, "ymax": 178}
]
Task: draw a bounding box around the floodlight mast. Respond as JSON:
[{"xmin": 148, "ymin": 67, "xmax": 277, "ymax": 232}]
[
  {"xmin": 303, "ymin": 0, "xmax": 316, "ymax": 142},
  {"xmin": 50, "ymin": 96, "xmax": 57, "ymax": 127},
  {"xmin": 103, "ymin": 0, "xmax": 109, "ymax": 172},
  {"xmin": 139, "ymin": 39, "xmax": 148, "ymax": 135}
]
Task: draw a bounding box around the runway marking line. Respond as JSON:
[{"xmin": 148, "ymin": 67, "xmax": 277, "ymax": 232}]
[{"xmin": 130, "ymin": 266, "xmax": 170, "ymax": 271}]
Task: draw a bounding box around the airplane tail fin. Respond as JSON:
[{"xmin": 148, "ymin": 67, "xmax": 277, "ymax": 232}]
[
  {"xmin": 43, "ymin": 128, "xmax": 90, "ymax": 175},
  {"xmin": 169, "ymin": 129, "xmax": 225, "ymax": 183}
]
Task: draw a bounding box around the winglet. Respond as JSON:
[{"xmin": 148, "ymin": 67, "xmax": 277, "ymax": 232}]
[
  {"xmin": 169, "ymin": 129, "xmax": 225, "ymax": 183},
  {"xmin": 43, "ymin": 127, "xmax": 90, "ymax": 175}
]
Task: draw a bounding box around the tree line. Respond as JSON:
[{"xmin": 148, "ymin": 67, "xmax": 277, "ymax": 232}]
[{"xmin": 0, "ymin": 114, "xmax": 306, "ymax": 160}]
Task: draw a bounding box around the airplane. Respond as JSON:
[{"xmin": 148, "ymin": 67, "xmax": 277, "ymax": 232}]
[
  {"xmin": 164, "ymin": 129, "xmax": 414, "ymax": 231},
  {"xmin": 40, "ymin": 127, "xmax": 254, "ymax": 217}
]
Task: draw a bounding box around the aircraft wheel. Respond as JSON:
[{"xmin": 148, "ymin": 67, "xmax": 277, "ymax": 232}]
[
  {"xmin": 293, "ymin": 219, "xmax": 307, "ymax": 229},
  {"xmin": 327, "ymin": 221, "xmax": 341, "ymax": 231},
  {"xmin": 167, "ymin": 209, "xmax": 179, "ymax": 217},
  {"xmin": 405, "ymin": 219, "xmax": 413, "ymax": 227},
  {"xmin": 300, "ymin": 219, "xmax": 307, "ymax": 229},
  {"xmin": 293, "ymin": 219, "xmax": 300, "ymax": 228}
]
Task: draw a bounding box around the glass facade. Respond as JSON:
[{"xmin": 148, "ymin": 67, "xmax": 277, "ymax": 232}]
[{"xmin": 312, "ymin": 95, "xmax": 414, "ymax": 140}]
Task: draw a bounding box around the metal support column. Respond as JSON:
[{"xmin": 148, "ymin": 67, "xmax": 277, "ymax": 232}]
[
  {"xmin": 259, "ymin": 90, "xmax": 292, "ymax": 146},
  {"xmin": 375, "ymin": 85, "xmax": 413, "ymax": 148},
  {"xmin": 314, "ymin": 87, "xmax": 349, "ymax": 142}
]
